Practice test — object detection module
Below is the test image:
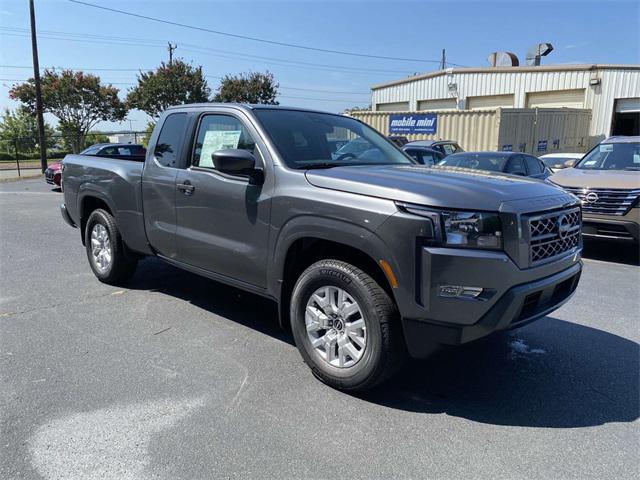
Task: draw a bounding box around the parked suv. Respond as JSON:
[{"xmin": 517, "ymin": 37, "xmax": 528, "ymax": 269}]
[
  {"xmin": 60, "ymin": 104, "xmax": 582, "ymax": 391},
  {"xmin": 549, "ymin": 136, "xmax": 640, "ymax": 243}
]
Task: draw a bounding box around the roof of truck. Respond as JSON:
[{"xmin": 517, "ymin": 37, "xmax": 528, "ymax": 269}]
[{"xmin": 165, "ymin": 103, "xmax": 334, "ymax": 115}]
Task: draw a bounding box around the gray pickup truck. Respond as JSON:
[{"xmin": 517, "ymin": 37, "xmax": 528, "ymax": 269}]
[{"xmin": 61, "ymin": 104, "xmax": 583, "ymax": 391}]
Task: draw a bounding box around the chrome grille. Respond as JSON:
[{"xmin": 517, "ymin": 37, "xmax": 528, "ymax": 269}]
[
  {"xmin": 564, "ymin": 187, "xmax": 640, "ymax": 216},
  {"xmin": 527, "ymin": 207, "xmax": 581, "ymax": 264}
]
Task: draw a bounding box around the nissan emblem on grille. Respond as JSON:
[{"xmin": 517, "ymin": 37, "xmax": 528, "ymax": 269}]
[
  {"xmin": 585, "ymin": 191, "xmax": 599, "ymax": 203},
  {"xmin": 528, "ymin": 207, "xmax": 581, "ymax": 264}
]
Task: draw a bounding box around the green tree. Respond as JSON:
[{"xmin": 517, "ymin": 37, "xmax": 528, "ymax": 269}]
[
  {"xmin": 214, "ymin": 71, "xmax": 279, "ymax": 104},
  {"xmin": 0, "ymin": 107, "xmax": 55, "ymax": 154},
  {"xmin": 9, "ymin": 69, "xmax": 127, "ymax": 153},
  {"xmin": 126, "ymin": 60, "xmax": 210, "ymax": 119}
]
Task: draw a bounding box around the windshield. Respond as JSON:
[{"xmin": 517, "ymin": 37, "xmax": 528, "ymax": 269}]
[
  {"xmin": 576, "ymin": 142, "xmax": 640, "ymax": 170},
  {"xmin": 541, "ymin": 156, "xmax": 581, "ymax": 168},
  {"xmin": 253, "ymin": 109, "xmax": 414, "ymax": 169},
  {"xmin": 436, "ymin": 153, "xmax": 507, "ymax": 172}
]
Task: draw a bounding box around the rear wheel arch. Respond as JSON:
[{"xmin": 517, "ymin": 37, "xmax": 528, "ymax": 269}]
[{"xmin": 79, "ymin": 194, "xmax": 115, "ymax": 246}]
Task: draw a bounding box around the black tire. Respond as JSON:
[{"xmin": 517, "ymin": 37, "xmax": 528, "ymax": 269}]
[
  {"xmin": 290, "ymin": 259, "xmax": 405, "ymax": 391},
  {"xmin": 84, "ymin": 208, "xmax": 138, "ymax": 285}
]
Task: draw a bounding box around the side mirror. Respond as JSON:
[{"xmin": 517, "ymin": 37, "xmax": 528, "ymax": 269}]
[
  {"xmin": 212, "ymin": 149, "xmax": 256, "ymax": 172},
  {"xmin": 212, "ymin": 149, "xmax": 263, "ymax": 184}
]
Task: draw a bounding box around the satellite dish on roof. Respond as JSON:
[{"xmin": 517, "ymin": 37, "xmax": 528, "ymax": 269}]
[
  {"xmin": 526, "ymin": 43, "xmax": 554, "ymax": 66},
  {"xmin": 487, "ymin": 52, "xmax": 519, "ymax": 67}
]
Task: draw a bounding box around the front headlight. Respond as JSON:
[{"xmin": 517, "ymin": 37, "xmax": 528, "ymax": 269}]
[
  {"xmin": 441, "ymin": 211, "xmax": 502, "ymax": 249},
  {"xmin": 397, "ymin": 203, "xmax": 503, "ymax": 250}
]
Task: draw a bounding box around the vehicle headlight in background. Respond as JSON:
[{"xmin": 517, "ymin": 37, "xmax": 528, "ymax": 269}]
[{"xmin": 441, "ymin": 211, "xmax": 502, "ymax": 249}]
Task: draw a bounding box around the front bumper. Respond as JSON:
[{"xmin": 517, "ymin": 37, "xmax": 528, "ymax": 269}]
[
  {"xmin": 45, "ymin": 168, "xmax": 60, "ymax": 186},
  {"xmin": 403, "ymin": 261, "xmax": 582, "ymax": 356},
  {"xmin": 581, "ymin": 208, "xmax": 639, "ymax": 243}
]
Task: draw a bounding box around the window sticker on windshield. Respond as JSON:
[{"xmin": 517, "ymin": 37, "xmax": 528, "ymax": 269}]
[
  {"xmin": 199, "ymin": 130, "xmax": 242, "ymax": 167},
  {"xmin": 583, "ymin": 160, "xmax": 597, "ymax": 166},
  {"xmin": 633, "ymin": 154, "xmax": 640, "ymax": 164},
  {"xmin": 599, "ymin": 144, "xmax": 613, "ymax": 152}
]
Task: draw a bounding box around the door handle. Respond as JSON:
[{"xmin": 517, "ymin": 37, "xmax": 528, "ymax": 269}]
[{"xmin": 177, "ymin": 180, "xmax": 195, "ymax": 195}]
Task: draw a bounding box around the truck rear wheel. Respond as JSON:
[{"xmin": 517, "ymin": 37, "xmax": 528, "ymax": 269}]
[
  {"xmin": 290, "ymin": 259, "xmax": 405, "ymax": 391},
  {"xmin": 85, "ymin": 209, "xmax": 138, "ymax": 285}
]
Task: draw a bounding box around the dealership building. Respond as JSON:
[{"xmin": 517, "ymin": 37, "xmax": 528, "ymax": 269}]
[{"xmin": 370, "ymin": 64, "xmax": 640, "ymax": 141}]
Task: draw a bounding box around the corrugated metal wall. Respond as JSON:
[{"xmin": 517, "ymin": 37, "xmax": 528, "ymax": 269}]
[
  {"xmin": 350, "ymin": 108, "xmax": 591, "ymax": 154},
  {"xmin": 350, "ymin": 110, "xmax": 499, "ymax": 151},
  {"xmin": 371, "ymin": 67, "xmax": 639, "ymax": 140}
]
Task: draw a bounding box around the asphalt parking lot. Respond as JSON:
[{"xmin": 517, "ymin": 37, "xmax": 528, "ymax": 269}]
[{"xmin": 1, "ymin": 177, "xmax": 638, "ymax": 480}]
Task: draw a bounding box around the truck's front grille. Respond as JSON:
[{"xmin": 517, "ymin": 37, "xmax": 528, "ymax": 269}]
[
  {"xmin": 563, "ymin": 187, "xmax": 640, "ymax": 216},
  {"xmin": 527, "ymin": 207, "xmax": 581, "ymax": 264}
]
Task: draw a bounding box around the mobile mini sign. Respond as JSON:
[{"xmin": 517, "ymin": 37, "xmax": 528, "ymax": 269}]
[{"xmin": 389, "ymin": 114, "xmax": 438, "ymax": 134}]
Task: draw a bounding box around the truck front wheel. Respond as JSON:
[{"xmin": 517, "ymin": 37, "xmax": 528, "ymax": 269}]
[
  {"xmin": 290, "ymin": 259, "xmax": 405, "ymax": 391},
  {"xmin": 85, "ymin": 209, "xmax": 138, "ymax": 285}
]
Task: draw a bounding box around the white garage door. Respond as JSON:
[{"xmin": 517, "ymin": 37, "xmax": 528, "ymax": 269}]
[
  {"xmin": 376, "ymin": 101, "xmax": 410, "ymax": 112},
  {"xmin": 466, "ymin": 94, "xmax": 514, "ymax": 110},
  {"xmin": 526, "ymin": 89, "xmax": 585, "ymax": 108},
  {"xmin": 417, "ymin": 98, "xmax": 457, "ymax": 110},
  {"xmin": 615, "ymin": 98, "xmax": 640, "ymax": 113}
]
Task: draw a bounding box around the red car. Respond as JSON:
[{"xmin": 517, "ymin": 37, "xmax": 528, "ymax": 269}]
[{"xmin": 45, "ymin": 161, "xmax": 63, "ymax": 187}]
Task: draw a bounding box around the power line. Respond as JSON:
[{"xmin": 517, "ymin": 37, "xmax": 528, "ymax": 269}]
[
  {"xmin": 0, "ymin": 28, "xmax": 414, "ymax": 76},
  {"xmin": 68, "ymin": 0, "xmax": 464, "ymax": 66},
  {"xmin": 0, "ymin": 65, "xmax": 371, "ymax": 95}
]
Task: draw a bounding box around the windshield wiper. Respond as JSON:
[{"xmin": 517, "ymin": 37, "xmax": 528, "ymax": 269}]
[{"xmin": 623, "ymin": 166, "xmax": 640, "ymax": 171}]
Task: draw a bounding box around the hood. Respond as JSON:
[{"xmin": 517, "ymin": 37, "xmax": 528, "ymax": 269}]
[
  {"xmin": 305, "ymin": 165, "xmax": 575, "ymax": 212},
  {"xmin": 550, "ymin": 167, "xmax": 640, "ymax": 189},
  {"xmin": 48, "ymin": 161, "xmax": 62, "ymax": 171}
]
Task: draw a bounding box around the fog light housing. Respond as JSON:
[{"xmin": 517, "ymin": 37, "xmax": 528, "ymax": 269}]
[{"xmin": 438, "ymin": 285, "xmax": 484, "ymax": 299}]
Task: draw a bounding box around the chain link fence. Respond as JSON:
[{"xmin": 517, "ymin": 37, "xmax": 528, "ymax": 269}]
[{"xmin": 0, "ymin": 131, "xmax": 147, "ymax": 178}]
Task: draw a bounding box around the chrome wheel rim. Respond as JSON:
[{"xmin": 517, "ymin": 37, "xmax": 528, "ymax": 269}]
[
  {"xmin": 305, "ymin": 286, "xmax": 366, "ymax": 368},
  {"xmin": 90, "ymin": 224, "xmax": 112, "ymax": 273}
]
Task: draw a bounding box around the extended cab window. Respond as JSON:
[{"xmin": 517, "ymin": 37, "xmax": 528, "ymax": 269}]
[
  {"xmin": 154, "ymin": 113, "xmax": 188, "ymax": 168},
  {"xmin": 192, "ymin": 114, "xmax": 257, "ymax": 169}
]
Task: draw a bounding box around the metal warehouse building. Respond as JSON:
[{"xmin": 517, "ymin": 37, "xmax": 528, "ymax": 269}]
[{"xmin": 371, "ymin": 64, "xmax": 640, "ymax": 143}]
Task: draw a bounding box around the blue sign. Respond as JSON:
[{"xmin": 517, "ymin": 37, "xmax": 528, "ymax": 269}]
[
  {"xmin": 501, "ymin": 144, "xmax": 513, "ymax": 152},
  {"xmin": 389, "ymin": 114, "xmax": 437, "ymax": 134},
  {"xmin": 537, "ymin": 140, "xmax": 548, "ymax": 152},
  {"xmin": 552, "ymin": 139, "xmax": 560, "ymax": 149}
]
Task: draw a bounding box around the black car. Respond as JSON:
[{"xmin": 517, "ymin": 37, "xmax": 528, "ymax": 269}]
[
  {"xmin": 436, "ymin": 151, "xmax": 552, "ymax": 179},
  {"xmin": 402, "ymin": 145, "xmax": 444, "ymax": 166},
  {"xmin": 403, "ymin": 140, "xmax": 463, "ymax": 157},
  {"xmin": 81, "ymin": 143, "xmax": 146, "ymax": 158}
]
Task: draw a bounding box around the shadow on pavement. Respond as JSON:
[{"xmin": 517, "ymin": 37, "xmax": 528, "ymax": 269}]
[
  {"xmin": 128, "ymin": 257, "xmax": 291, "ymax": 345},
  {"xmin": 582, "ymin": 238, "xmax": 639, "ymax": 266},
  {"xmin": 127, "ymin": 258, "xmax": 638, "ymax": 429},
  {"xmin": 361, "ymin": 317, "xmax": 639, "ymax": 428}
]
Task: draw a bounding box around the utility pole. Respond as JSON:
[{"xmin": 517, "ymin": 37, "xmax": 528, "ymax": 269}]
[
  {"xmin": 167, "ymin": 42, "xmax": 177, "ymax": 65},
  {"xmin": 29, "ymin": 0, "xmax": 47, "ymax": 173},
  {"xmin": 440, "ymin": 49, "xmax": 446, "ymax": 70}
]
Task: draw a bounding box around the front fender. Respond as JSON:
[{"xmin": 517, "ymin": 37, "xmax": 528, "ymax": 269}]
[{"xmin": 267, "ymin": 214, "xmax": 403, "ymax": 304}]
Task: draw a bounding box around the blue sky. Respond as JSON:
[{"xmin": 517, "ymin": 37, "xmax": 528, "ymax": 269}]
[{"xmin": 0, "ymin": 0, "xmax": 638, "ymax": 131}]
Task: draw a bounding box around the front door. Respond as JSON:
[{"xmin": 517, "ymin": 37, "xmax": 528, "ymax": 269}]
[{"xmin": 175, "ymin": 113, "xmax": 272, "ymax": 289}]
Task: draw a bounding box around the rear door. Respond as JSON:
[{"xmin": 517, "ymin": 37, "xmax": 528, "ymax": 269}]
[
  {"xmin": 174, "ymin": 111, "xmax": 273, "ymax": 288},
  {"xmin": 142, "ymin": 112, "xmax": 192, "ymax": 258}
]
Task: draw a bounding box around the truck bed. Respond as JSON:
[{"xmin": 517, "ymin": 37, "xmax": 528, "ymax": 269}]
[{"xmin": 62, "ymin": 154, "xmax": 151, "ymax": 255}]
